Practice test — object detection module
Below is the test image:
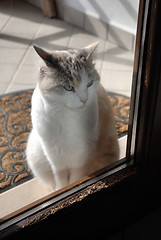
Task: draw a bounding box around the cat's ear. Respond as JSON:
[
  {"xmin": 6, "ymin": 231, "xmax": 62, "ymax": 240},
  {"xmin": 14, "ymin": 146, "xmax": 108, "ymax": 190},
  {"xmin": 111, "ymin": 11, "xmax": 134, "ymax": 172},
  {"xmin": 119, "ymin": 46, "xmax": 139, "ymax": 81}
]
[
  {"xmin": 82, "ymin": 41, "xmax": 99, "ymax": 60},
  {"xmin": 33, "ymin": 45, "xmax": 53, "ymax": 67}
]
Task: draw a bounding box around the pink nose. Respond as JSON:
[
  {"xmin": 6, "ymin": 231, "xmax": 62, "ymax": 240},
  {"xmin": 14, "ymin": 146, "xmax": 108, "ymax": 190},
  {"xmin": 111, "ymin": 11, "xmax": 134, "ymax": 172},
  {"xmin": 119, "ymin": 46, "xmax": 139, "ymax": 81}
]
[{"xmin": 80, "ymin": 98, "xmax": 88, "ymax": 104}]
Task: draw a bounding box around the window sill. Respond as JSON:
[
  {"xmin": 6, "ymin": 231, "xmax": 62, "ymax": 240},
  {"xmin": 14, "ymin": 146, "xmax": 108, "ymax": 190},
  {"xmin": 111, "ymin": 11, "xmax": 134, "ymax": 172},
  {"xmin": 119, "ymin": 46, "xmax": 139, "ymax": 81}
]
[{"xmin": 0, "ymin": 135, "xmax": 127, "ymax": 221}]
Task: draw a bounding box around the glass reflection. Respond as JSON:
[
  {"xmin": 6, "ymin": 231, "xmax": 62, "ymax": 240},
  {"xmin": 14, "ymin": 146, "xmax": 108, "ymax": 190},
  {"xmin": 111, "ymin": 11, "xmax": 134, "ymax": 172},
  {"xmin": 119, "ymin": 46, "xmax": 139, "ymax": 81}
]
[{"xmin": 0, "ymin": 0, "xmax": 139, "ymax": 220}]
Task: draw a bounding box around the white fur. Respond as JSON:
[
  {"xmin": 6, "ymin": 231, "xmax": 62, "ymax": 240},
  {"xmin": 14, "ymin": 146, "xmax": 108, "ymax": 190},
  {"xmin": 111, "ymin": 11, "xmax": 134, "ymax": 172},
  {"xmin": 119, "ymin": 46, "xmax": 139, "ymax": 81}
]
[{"xmin": 26, "ymin": 75, "xmax": 99, "ymax": 191}]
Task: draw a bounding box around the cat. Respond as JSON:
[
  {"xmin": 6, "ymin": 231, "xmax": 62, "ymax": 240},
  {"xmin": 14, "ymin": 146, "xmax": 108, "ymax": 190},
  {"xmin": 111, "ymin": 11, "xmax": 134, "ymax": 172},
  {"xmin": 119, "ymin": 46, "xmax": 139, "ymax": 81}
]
[{"xmin": 26, "ymin": 42, "xmax": 119, "ymax": 191}]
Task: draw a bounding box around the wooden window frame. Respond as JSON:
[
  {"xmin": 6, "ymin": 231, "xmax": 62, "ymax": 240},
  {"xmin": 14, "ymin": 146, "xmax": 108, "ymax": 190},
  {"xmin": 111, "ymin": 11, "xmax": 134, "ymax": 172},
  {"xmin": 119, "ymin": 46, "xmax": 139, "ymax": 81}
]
[{"xmin": 1, "ymin": 0, "xmax": 161, "ymax": 238}]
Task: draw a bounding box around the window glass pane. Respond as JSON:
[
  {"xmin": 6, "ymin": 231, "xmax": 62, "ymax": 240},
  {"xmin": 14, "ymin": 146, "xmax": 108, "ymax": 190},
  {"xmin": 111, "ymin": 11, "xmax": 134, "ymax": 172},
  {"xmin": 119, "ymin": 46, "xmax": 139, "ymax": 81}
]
[{"xmin": 0, "ymin": 0, "xmax": 140, "ymax": 222}]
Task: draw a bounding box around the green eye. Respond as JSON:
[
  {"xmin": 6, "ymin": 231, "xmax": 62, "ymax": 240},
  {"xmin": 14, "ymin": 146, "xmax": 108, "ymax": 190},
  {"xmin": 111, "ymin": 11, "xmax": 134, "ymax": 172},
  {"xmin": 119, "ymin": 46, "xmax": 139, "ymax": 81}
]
[
  {"xmin": 63, "ymin": 85, "xmax": 74, "ymax": 91},
  {"xmin": 87, "ymin": 80, "xmax": 93, "ymax": 88}
]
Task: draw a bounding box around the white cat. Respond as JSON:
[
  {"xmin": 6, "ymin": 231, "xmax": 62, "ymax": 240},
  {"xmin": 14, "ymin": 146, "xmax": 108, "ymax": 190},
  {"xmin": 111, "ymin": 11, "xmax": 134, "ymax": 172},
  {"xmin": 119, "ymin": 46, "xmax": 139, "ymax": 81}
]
[{"xmin": 26, "ymin": 42, "xmax": 119, "ymax": 191}]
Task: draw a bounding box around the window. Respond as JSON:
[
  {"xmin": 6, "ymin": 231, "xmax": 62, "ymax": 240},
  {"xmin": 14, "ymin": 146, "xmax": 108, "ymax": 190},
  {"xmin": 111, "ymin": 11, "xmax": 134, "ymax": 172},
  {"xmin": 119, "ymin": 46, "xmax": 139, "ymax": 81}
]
[{"xmin": 1, "ymin": 0, "xmax": 161, "ymax": 238}]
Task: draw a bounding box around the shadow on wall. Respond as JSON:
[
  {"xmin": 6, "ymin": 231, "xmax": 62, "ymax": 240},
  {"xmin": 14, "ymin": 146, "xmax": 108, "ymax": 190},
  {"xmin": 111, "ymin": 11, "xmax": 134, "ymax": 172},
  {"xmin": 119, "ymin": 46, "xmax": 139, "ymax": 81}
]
[{"xmin": 56, "ymin": 0, "xmax": 139, "ymax": 51}]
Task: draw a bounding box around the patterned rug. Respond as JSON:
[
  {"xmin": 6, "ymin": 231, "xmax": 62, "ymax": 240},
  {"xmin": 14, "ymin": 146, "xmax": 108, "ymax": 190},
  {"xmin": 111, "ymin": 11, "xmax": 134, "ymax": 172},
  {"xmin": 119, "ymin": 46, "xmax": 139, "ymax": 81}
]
[{"xmin": 0, "ymin": 90, "xmax": 130, "ymax": 193}]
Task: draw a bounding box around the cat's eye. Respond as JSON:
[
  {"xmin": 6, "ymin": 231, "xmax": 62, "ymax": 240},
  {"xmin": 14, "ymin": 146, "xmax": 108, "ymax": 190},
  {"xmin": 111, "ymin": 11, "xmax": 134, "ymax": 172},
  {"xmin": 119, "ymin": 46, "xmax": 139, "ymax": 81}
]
[
  {"xmin": 87, "ymin": 80, "xmax": 93, "ymax": 88},
  {"xmin": 63, "ymin": 85, "xmax": 75, "ymax": 91}
]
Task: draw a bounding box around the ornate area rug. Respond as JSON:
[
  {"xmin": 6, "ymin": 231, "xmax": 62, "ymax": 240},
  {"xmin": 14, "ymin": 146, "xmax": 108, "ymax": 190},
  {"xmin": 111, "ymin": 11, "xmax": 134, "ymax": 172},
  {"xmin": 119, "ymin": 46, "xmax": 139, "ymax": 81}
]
[{"xmin": 0, "ymin": 90, "xmax": 130, "ymax": 193}]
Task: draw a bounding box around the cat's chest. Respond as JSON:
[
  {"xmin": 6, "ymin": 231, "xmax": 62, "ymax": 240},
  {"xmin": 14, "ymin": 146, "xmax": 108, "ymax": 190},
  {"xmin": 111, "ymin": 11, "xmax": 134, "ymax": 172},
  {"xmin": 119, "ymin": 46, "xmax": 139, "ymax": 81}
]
[
  {"xmin": 37, "ymin": 108, "xmax": 89, "ymax": 145},
  {"xmin": 48, "ymin": 112, "xmax": 80, "ymax": 141}
]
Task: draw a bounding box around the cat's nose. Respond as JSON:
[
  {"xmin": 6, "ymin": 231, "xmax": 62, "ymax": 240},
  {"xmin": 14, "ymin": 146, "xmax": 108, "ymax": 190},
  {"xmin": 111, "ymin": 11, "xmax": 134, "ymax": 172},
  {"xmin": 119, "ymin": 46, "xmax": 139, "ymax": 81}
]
[{"xmin": 80, "ymin": 98, "xmax": 88, "ymax": 104}]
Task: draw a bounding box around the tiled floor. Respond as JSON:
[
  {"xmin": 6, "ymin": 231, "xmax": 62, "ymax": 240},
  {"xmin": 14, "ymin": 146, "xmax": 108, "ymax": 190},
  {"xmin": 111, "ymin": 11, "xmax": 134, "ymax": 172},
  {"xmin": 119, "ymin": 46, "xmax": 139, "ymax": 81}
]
[{"xmin": 0, "ymin": 0, "xmax": 134, "ymax": 97}]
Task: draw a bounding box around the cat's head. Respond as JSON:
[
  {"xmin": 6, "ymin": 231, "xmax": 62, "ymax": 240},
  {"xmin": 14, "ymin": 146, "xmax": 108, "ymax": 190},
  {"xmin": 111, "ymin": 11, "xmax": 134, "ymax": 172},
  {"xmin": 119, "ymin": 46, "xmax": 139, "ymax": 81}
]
[{"xmin": 34, "ymin": 42, "xmax": 100, "ymax": 109}]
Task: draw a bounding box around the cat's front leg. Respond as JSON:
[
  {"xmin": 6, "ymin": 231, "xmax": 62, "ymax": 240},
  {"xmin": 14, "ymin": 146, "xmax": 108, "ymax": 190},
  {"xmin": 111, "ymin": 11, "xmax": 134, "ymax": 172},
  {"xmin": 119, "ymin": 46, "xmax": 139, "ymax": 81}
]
[
  {"xmin": 54, "ymin": 169, "xmax": 69, "ymax": 191},
  {"xmin": 68, "ymin": 167, "xmax": 85, "ymax": 185}
]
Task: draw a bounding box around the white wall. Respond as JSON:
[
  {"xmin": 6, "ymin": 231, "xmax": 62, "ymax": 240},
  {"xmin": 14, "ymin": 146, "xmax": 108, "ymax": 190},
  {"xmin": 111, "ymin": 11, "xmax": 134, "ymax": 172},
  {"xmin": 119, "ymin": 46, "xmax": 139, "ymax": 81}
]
[{"xmin": 55, "ymin": 0, "xmax": 139, "ymax": 50}]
